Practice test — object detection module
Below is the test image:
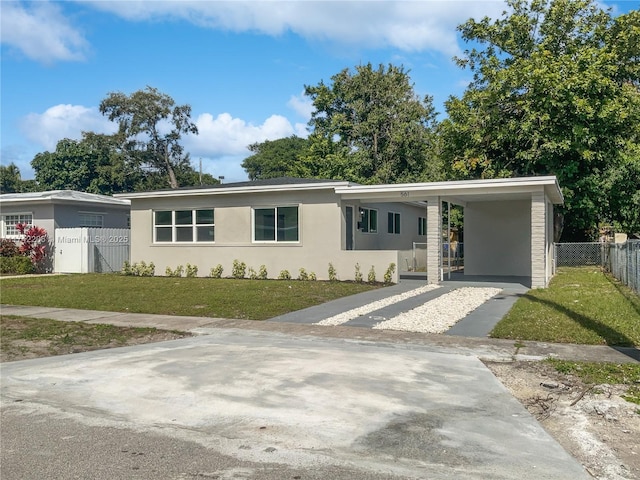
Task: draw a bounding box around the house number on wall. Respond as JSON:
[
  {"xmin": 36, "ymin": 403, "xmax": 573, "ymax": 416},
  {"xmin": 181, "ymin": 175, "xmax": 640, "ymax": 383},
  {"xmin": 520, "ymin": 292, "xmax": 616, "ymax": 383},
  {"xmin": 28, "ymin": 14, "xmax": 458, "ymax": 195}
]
[{"xmin": 400, "ymin": 191, "xmax": 410, "ymax": 197}]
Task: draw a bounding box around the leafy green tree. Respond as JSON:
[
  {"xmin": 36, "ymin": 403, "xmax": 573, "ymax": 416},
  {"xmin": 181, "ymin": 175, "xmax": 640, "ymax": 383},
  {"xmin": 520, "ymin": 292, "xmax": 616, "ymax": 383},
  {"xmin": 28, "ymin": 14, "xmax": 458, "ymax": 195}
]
[
  {"xmin": 304, "ymin": 63, "xmax": 442, "ymax": 184},
  {"xmin": 442, "ymin": 0, "xmax": 640, "ymax": 239},
  {"xmin": 242, "ymin": 136, "xmax": 310, "ymax": 180},
  {"xmin": 0, "ymin": 163, "xmax": 23, "ymax": 193},
  {"xmin": 99, "ymin": 86, "xmax": 198, "ymax": 189}
]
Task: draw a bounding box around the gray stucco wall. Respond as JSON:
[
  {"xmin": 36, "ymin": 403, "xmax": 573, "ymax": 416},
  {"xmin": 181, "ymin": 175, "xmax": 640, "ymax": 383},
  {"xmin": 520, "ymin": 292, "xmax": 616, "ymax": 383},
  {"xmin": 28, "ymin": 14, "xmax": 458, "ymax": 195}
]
[
  {"xmin": 464, "ymin": 199, "xmax": 532, "ymax": 277},
  {"xmin": 128, "ymin": 189, "xmax": 412, "ymax": 281},
  {"xmin": 52, "ymin": 203, "xmax": 129, "ymax": 229}
]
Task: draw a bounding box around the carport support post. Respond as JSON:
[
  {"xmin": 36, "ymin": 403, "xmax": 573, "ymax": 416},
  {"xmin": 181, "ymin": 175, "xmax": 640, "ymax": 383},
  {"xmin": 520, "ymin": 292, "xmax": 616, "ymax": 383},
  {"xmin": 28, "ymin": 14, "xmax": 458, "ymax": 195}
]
[
  {"xmin": 531, "ymin": 191, "xmax": 546, "ymax": 288},
  {"xmin": 425, "ymin": 196, "xmax": 442, "ymax": 284}
]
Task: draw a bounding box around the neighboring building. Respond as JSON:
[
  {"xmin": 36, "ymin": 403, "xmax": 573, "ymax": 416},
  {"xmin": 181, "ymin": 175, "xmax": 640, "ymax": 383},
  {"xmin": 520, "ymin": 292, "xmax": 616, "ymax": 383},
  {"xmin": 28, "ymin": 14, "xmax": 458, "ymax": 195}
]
[
  {"xmin": 0, "ymin": 190, "xmax": 131, "ymax": 272},
  {"xmin": 117, "ymin": 176, "xmax": 564, "ymax": 287}
]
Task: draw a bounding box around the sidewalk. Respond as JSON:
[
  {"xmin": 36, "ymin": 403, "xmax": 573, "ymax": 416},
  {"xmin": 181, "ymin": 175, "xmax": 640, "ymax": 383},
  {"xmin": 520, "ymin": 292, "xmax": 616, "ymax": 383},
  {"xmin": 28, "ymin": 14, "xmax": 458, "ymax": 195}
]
[{"xmin": 2, "ymin": 303, "xmax": 638, "ymax": 364}]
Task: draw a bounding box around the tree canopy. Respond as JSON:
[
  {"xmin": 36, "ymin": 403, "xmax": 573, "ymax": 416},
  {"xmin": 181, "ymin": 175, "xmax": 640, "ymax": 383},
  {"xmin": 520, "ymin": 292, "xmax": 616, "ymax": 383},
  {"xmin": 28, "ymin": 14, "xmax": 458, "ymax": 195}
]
[
  {"xmin": 441, "ymin": 0, "xmax": 640, "ymax": 239},
  {"xmin": 241, "ymin": 136, "xmax": 310, "ymax": 180},
  {"xmin": 99, "ymin": 86, "xmax": 199, "ymax": 189},
  {"xmin": 302, "ymin": 63, "xmax": 442, "ymax": 184}
]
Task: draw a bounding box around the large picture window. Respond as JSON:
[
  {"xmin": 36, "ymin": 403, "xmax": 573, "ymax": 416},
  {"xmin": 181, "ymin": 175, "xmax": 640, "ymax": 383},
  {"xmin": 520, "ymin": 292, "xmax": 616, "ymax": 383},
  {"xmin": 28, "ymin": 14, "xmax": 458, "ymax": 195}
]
[
  {"xmin": 388, "ymin": 212, "xmax": 401, "ymax": 234},
  {"xmin": 254, "ymin": 206, "xmax": 299, "ymax": 242},
  {"xmin": 3, "ymin": 213, "xmax": 33, "ymax": 237},
  {"xmin": 359, "ymin": 208, "xmax": 378, "ymax": 233},
  {"xmin": 154, "ymin": 209, "xmax": 214, "ymax": 243}
]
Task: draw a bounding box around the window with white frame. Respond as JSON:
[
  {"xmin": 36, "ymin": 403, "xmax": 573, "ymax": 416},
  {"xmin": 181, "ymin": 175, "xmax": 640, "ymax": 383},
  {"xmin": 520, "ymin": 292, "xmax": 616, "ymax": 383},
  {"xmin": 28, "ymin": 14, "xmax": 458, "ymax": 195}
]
[
  {"xmin": 79, "ymin": 213, "xmax": 104, "ymax": 227},
  {"xmin": 153, "ymin": 209, "xmax": 214, "ymax": 243},
  {"xmin": 254, "ymin": 206, "xmax": 299, "ymax": 242},
  {"xmin": 388, "ymin": 212, "xmax": 401, "ymax": 234},
  {"xmin": 359, "ymin": 208, "xmax": 378, "ymax": 233},
  {"xmin": 418, "ymin": 217, "xmax": 427, "ymax": 236},
  {"xmin": 2, "ymin": 213, "xmax": 33, "ymax": 237}
]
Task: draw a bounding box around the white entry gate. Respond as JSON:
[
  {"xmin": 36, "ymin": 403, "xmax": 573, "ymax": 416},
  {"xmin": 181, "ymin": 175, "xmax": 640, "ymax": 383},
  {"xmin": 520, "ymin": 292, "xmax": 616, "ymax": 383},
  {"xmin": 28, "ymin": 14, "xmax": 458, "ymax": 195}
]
[{"xmin": 54, "ymin": 228, "xmax": 130, "ymax": 273}]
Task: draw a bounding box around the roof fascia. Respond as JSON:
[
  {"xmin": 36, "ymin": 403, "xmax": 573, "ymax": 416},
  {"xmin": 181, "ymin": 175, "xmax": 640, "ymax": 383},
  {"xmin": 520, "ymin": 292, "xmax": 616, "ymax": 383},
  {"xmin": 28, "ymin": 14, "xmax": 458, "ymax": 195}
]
[{"xmin": 115, "ymin": 181, "xmax": 351, "ymax": 200}]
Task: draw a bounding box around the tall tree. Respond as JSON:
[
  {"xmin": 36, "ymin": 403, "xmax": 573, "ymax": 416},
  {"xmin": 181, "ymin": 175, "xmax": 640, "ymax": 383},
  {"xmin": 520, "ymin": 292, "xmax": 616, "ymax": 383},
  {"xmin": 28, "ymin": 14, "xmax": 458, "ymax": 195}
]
[
  {"xmin": 0, "ymin": 163, "xmax": 23, "ymax": 193},
  {"xmin": 242, "ymin": 136, "xmax": 310, "ymax": 180},
  {"xmin": 99, "ymin": 86, "xmax": 198, "ymax": 189},
  {"xmin": 442, "ymin": 0, "xmax": 640, "ymax": 239},
  {"xmin": 304, "ymin": 63, "xmax": 442, "ymax": 184}
]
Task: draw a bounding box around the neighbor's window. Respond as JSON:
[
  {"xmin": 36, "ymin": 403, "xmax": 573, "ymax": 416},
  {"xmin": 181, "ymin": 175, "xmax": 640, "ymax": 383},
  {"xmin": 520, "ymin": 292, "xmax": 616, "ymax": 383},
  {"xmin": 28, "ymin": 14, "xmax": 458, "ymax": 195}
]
[
  {"xmin": 388, "ymin": 212, "xmax": 401, "ymax": 234},
  {"xmin": 418, "ymin": 217, "xmax": 427, "ymax": 236},
  {"xmin": 154, "ymin": 209, "xmax": 214, "ymax": 243},
  {"xmin": 3, "ymin": 213, "xmax": 33, "ymax": 237},
  {"xmin": 79, "ymin": 213, "xmax": 104, "ymax": 228},
  {"xmin": 254, "ymin": 206, "xmax": 299, "ymax": 242},
  {"xmin": 360, "ymin": 208, "xmax": 378, "ymax": 233}
]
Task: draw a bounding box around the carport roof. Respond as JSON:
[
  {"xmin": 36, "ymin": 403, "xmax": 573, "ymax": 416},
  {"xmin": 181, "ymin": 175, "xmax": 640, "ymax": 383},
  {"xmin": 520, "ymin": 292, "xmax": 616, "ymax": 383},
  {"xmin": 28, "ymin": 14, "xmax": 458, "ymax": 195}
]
[{"xmin": 335, "ymin": 176, "xmax": 564, "ymax": 205}]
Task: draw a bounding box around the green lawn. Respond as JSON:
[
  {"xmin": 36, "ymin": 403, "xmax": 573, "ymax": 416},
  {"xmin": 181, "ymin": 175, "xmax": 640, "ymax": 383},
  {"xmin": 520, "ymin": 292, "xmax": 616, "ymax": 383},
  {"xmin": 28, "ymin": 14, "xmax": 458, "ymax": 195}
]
[
  {"xmin": 0, "ymin": 274, "xmax": 380, "ymax": 320},
  {"xmin": 491, "ymin": 267, "xmax": 640, "ymax": 346}
]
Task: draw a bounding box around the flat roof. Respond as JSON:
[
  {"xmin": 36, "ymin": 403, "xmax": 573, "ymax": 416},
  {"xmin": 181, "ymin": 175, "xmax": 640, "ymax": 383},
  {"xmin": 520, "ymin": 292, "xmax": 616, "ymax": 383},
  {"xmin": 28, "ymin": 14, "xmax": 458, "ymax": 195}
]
[
  {"xmin": 335, "ymin": 176, "xmax": 564, "ymax": 205},
  {"xmin": 0, "ymin": 190, "xmax": 130, "ymax": 206}
]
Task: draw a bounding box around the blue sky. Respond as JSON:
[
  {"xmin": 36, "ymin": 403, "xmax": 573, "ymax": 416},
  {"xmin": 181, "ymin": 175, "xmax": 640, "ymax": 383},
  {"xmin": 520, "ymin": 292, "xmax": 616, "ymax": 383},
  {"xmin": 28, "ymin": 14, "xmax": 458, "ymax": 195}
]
[{"xmin": 1, "ymin": 0, "xmax": 635, "ymax": 183}]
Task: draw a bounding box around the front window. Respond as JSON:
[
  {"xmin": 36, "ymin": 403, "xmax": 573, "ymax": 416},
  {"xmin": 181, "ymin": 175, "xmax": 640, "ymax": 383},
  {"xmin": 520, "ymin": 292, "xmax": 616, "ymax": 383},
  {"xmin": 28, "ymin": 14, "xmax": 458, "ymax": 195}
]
[
  {"xmin": 3, "ymin": 213, "xmax": 32, "ymax": 237},
  {"xmin": 418, "ymin": 217, "xmax": 427, "ymax": 236},
  {"xmin": 388, "ymin": 212, "xmax": 401, "ymax": 234},
  {"xmin": 79, "ymin": 213, "xmax": 104, "ymax": 227},
  {"xmin": 360, "ymin": 208, "xmax": 378, "ymax": 233},
  {"xmin": 154, "ymin": 209, "xmax": 214, "ymax": 243},
  {"xmin": 254, "ymin": 206, "xmax": 299, "ymax": 242}
]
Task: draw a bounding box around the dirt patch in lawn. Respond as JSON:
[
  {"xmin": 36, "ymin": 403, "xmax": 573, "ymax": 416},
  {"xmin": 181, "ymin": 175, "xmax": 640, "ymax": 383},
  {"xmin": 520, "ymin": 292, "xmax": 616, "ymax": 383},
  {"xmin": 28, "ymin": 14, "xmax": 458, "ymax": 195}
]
[
  {"xmin": 487, "ymin": 360, "xmax": 640, "ymax": 480},
  {"xmin": 0, "ymin": 316, "xmax": 191, "ymax": 363}
]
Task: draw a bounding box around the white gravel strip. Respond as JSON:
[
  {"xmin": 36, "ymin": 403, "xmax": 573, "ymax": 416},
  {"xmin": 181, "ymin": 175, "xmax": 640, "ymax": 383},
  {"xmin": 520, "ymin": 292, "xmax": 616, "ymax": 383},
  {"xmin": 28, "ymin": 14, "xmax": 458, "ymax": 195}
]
[
  {"xmin": 372, "ymin": 287, "xmax": 502, "ymax": 333},
  {"xmin": 316, "ymin": 284, "xmax": 441, "ymax": 326}
]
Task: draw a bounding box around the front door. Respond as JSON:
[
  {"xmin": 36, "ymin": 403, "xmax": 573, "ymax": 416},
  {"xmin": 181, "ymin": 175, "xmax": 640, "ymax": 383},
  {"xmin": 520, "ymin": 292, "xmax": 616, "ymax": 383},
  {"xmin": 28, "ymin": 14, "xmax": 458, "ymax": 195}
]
[{"xmin": 346, "ymin": 206, "xmax": 354, "ymax": 250}]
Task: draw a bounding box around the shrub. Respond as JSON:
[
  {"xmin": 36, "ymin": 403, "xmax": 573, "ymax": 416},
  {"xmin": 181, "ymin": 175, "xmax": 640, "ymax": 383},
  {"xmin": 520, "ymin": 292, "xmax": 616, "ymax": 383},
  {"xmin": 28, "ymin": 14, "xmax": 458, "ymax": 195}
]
[
  {"xmin": 122, "ymin": 261, "xmax": 155, "ymax": 276},
  {"xmin": 210, "ymin": 264, "xmax": 224, "ymax": 278},
  {"xmin": 298, "ymin": 268, "xmax": 309, "ymax": 281},
  {"xmin": 0, "ymin": 239, "xmax": 20, "ymax": 257},
  {"xmin": 278, "ymin": 270, "xmax": 291, "ymax": 280},
  {"xmin": 258, "ymin": 265, "xmax": 268, "ymax": 280},
  {"xmin": 232, "ymin": 259, "xmax": 246, "ymax": 279},
  {"xmin": 328, "ymin": 263, "xmax": 337, "ymax": 281},
  {"xmin": 368, "ymin": 266, "xmax": 376, "ymax": 284},
  {"xmin": 185, "ymin": 263, "xmax": 198, "ymax": 278},
  {"xmin": 16, "ymin": 223, "xmax": 49, "ymax": 270},
  {"xmin": 0, "ymin": 256, "xmax": 35, "ymax": 274},
  {"xmin": 384, "ymin": 263, "xmax": 396, "ymax": 284},
  {"xmin": 309, "ymin": 272, "xmax": 317, "ymax": 281},
  {"xmin": 165, "ymin": 265, "xmax": 184, "ymax": 277},
  {"xmin": 354, "ymin": 263, "xmax": 363, "ymax": 283},
  {"xmin": 248, "ymin": 267, "xmax": 258, "ymax": 280}
]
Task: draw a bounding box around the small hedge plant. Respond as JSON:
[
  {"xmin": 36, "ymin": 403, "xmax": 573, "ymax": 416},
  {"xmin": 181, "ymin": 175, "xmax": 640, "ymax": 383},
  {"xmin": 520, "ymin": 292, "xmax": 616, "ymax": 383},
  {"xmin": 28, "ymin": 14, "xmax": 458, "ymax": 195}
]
[{"xmin": 0, "ymin": 256, "xmax": 35, "ymax": 274}]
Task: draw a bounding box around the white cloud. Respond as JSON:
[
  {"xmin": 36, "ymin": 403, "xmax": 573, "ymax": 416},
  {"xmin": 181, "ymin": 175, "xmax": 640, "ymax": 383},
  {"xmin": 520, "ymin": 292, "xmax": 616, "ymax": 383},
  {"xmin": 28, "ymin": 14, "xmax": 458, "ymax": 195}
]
[
  {"xmin": 80, "ymin": 1, "xmax": 507, "ymax": 57},
  {"xmin": 186, "ymin": 112, "xmax": 302, "ymax": 158},
  {"xmin": 287, "ymin": 92, "xmax": 314, "ymax": 121},
  {"xmin": 0, "ymin": 1, "xmax": 89, "ymax": 64},
  {"xmin": 20, "ymin": 105, "xmax": 116, "ymax": 151}
]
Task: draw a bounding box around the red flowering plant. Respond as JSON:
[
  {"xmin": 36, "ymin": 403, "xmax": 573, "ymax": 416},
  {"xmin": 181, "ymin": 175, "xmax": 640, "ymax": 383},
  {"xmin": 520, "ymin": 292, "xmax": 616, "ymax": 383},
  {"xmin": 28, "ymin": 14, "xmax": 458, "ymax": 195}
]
[{"xmin": 16, "ymin": 223, "xmax": 49, "ymax": 269}]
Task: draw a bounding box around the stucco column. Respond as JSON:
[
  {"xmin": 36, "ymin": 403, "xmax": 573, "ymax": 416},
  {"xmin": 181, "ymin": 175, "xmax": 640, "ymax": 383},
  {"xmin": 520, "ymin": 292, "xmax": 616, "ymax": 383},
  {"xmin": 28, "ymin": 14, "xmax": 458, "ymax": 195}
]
[
  {"xmin": 531, "ymin": 191, "xmax": 546, "ymax": 288},
  {"xmin": 426, "ymin": 196, "xmax": 441, "ymax": 284}
]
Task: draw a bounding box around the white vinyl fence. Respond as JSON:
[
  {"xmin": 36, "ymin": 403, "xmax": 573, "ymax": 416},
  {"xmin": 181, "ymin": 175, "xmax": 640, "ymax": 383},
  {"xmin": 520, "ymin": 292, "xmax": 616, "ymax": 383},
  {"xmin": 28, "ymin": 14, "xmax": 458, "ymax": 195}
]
[{"xmin": 54, "ymin": 228, "xmax": 130, "ymax": 273}]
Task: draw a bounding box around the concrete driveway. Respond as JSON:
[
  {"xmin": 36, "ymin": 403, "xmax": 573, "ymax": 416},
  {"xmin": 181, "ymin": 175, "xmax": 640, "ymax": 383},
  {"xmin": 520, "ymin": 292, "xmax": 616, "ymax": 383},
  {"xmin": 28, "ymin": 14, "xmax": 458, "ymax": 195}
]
[{"xmin": 1, "ymin": 328, "xmax": 589, "ymax": 479}]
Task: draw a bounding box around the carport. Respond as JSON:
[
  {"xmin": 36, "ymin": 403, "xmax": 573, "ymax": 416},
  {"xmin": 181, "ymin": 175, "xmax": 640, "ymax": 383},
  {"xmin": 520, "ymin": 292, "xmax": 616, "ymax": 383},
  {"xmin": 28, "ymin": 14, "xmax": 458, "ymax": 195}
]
[{"xmin": 335, "ymin": 176, "xmax": 564, "ymax": 288}]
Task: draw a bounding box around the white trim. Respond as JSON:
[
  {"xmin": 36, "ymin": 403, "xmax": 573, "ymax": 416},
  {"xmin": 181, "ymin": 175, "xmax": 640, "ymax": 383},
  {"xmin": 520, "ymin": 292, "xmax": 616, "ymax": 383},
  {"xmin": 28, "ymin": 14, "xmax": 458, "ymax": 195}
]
[
  {"xmin": 116, "ymin": 181, "xmax": 350, "ymax": 200},
  {"xmin": 252, "ymin": 205, "xmax": 301, "ymax": 244},
  {"xmin": 335, "ymin": 176, "xmax": 564, "ymax": 204},
  {"xmin": 153, "ymin": 208, "xmax": 215, "ymax": 244}
]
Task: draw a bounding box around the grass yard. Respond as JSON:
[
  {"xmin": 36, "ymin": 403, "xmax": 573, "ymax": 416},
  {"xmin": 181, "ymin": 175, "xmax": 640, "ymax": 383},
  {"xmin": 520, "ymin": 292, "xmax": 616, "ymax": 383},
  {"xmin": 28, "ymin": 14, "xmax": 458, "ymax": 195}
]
[
  {"xmin": 491, "ymin": 267, "xmax": 640, "ymax": 346},
  {"xmin": 0, "ymin": 315, "xmax": 190, "ymax": 362},
  {"xmin": 0, "ymin": 274, "xmax": 380, "ymax": 320}
]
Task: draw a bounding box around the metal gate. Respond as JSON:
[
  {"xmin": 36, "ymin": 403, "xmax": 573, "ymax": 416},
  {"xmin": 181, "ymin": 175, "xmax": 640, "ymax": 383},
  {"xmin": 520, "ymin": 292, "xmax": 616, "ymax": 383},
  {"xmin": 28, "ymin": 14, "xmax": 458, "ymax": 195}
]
[{"xmin": 54, "ymin": 228, "xmax": 130, "ymax": 273}]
